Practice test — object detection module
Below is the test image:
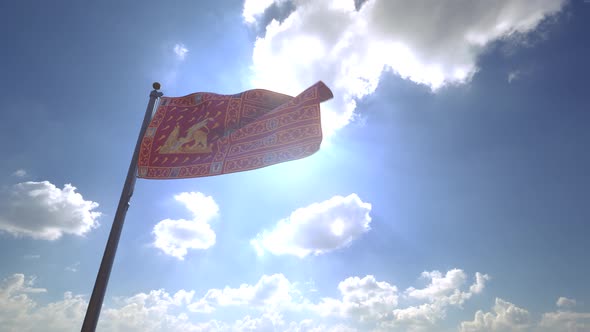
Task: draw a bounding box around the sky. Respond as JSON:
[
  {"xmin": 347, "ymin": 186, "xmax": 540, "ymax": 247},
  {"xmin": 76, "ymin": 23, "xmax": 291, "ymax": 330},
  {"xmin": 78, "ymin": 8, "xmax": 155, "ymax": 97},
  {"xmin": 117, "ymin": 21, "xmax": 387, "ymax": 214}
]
[{"xmin": 0, "ymin": 0, "xmax": 589, "ymax": 331}]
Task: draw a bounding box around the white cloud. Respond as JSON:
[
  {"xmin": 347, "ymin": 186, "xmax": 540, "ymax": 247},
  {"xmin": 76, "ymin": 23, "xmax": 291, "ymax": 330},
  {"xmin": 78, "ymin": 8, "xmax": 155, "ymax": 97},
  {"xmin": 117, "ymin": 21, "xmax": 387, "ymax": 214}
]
[
  {"xmin": 403, "ymin": 270, "xmax": 489, "ymax": 308},
  {"xmin": 65, "ymin": 262, "xmax": 80, "ymax": 273},
  {"xmin": 385, "ymin": 270, "xmax": 490, "ymax": 330},
  {"xmin": 556, "ymin": 296, "xmax": 577, "ymax": 309},
  {"xmin": 32, "ymin": 292, "xmax": 88, "ymax": 331},
  {"xmin": 460, "ymin": 298, "xmax": 532, "ymax": 332},
  {"xmin": 188, "ymin": 273, "xmax": 294, "ymax": 313},
  {"xmin": 152, "ymin": 192, "xmax": 219, "ymax": 259},
  {"xmin": 470, "ymin": 273, "xmax": 490, "ymax": 294},
  {"xmin": 12, "ymin": 169, "xmax": 27, "ymax": 177},
  {"xmin": 508, "ymin": 70, "xmax": 521, "ymax": 83},
  {"xmin": 231, "ymin": 311, "xmax": 285, "ymax": 331},
  {"xmin": 0, "ymin": 274, "xmax": 46, "ymax": 295},
  {"xmin": 153, "ymin": 219, "xmax": 215, "ymax": 259},
  {"xmin": 246, "ymin": 0, "xmax": 566, "ymax": 136},
  {"xmin": 243, "ymin": 0, "xmax": 278, "ymax": 24},
  {"xmin": 539, "ymin": 310, "xmax": 590, "ymax": 331},
  {"xmin": 101, "ymin": 289, "xmax": 199, "ymax": 332},
  {"xmin": 460, "ymin": 297, "xmax": 590, "ymax": 332},
  {"xmin": 314, "ymin": 275, "xmax": 398, "ymax": 321},
  {"xmin": 0, "ymin": 273, "xmax": 210, "ymax": 332},
  {"xmin": 173, "ymin": 43, "xmax": 188, "ymax": 60},
  {"xmin": 173, "ymin": 192, "xmax": 219, "ymax": 221},
  {"xmin": 406, "ymin": 269, "xmax": 469, "ymax": 301},
  {"xmin": 250, "ymin": 193, "xmax": 372, "ymax": 258},
  {"xmin": 0, "ymin": 274, "xmax": 47, "ymax": 330},
  {"xmin": 4, "ymin": 271, "xmax": 587, "ymax": 332},
  {"xmin": 309, "ymin": 269, "xmax": 490, "ymax": 331},
  {"xmin": 0, "ymin": 273, "xmax": 331, "ymax": 332},
  {"xmin": 0, "ymin": 181, "xmax": 100, "ymax": 240}
]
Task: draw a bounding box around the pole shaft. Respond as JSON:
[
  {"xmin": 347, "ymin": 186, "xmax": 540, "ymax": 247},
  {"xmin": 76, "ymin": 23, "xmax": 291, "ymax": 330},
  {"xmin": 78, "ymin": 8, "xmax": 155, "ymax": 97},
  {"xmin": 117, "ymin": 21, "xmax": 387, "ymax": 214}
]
[{"xmin": 81, "ymin": 88, "xmax": 163, "ymax": 332}]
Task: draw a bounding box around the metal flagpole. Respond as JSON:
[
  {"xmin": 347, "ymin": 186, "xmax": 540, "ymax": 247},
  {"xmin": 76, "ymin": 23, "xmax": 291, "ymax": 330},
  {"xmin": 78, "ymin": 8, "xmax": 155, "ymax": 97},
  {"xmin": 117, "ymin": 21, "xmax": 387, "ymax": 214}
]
[{"xmin": 81, "ymin": 83, "xmax": 163, "ymax": 332}]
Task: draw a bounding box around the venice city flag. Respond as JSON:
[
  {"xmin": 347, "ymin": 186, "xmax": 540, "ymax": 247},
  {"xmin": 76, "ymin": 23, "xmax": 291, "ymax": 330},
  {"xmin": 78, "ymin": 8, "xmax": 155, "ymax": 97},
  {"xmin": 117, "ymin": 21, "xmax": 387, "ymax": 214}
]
[{"xmin": 137, "ymin": 81, "xmax": 333, "ymax": 179}]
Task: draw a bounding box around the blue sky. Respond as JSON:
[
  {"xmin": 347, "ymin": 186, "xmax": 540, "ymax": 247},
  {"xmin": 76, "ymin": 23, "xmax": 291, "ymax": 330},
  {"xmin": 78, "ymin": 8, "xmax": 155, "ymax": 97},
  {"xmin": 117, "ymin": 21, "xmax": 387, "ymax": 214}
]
[{"xmin": 1, "ymin": 0, "xmax": 589, "ymax": 331}]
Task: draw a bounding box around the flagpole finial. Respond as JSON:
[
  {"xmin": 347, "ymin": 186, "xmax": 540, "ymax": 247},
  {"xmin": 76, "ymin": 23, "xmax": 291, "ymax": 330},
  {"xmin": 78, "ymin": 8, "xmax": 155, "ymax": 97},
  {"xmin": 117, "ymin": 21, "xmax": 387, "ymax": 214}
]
[{"xmin": 153, "ymin": 82, "xmax": 161, "ymax": 90}]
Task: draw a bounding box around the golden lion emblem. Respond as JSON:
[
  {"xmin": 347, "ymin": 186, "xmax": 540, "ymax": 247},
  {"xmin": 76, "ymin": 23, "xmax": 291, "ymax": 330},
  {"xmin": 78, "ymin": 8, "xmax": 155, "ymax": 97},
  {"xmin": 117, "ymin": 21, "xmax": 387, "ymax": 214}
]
[{"xmin": 159, "ymin": 118, "xmax": 213, "ymax": 154}]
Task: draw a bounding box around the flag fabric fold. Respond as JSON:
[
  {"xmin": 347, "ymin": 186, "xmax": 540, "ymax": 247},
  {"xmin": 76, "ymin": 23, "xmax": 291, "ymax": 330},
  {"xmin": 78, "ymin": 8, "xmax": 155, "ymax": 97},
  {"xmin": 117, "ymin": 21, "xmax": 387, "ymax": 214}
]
[{"xmin": 138, "ymin": 81, "xmax": 333, "ymax": 179}]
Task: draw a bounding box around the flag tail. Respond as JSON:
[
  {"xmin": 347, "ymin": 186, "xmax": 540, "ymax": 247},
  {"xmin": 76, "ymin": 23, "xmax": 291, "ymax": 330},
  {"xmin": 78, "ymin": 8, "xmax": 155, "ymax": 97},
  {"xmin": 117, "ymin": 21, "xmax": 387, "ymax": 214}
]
[{"xmin": 316, "ymin": 81, "xmax": 334, "ymax": 103}]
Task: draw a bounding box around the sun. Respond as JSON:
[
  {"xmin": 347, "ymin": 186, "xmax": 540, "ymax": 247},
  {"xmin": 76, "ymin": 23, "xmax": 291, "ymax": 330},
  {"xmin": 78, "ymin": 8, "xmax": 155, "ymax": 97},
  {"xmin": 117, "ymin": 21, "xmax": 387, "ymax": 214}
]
[{"xmin": 330, "ymin": 219, "xmax": 345, "ymax": 237}]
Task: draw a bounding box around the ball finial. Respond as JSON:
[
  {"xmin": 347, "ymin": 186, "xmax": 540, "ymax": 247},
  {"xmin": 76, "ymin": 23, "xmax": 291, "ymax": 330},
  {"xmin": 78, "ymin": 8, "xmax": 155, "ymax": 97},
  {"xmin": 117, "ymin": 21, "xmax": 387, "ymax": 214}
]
[{"xmin": 152, "ymin": 82, "xmax": 161, "ymax": 90}]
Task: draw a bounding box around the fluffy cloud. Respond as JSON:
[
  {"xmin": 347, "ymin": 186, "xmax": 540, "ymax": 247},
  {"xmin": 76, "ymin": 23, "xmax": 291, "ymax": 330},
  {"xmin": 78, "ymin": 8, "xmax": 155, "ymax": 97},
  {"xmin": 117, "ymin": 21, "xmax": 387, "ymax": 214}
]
[
  {"xmin": 469, "ymin": 273, "xmax": 490, "ymax": 294},
  {"xmin": 65, "ymin": 262, "xmax": 80, "ymax": 273},
  {"xmin": 404, "ymin": 270, "xmax": 489, "ymax": 304},
  {"xmin": 0, "ymin": 274, "xmax": 47, "ymax": 329},
  {"xmin": 245, "ymin": 0, "xmax": 566, "ymax": 136},
  {"xmin": 101, "ymin": 289, "xmax": 199, "ymax": 332},
  {"xmin": 461, "ymin": 297, "xmax": 590, "ymax": 332},
  {"xmin": 0, "ymin": 181, "xmax": 100, "ymax": 240},
  {"xmin": 0, "ymin": 272, "xmax": 347, "ymax": 332},
  {"xmin": 243, "ymin": 0, "xmax": 279, "ymax": 24},
  {"xmin": 173, "ymin": 43, "xmax": 188, "ymax": 60},
  {"xmin": 311, "ymin": 269, "xmax": 490, "ymax": 331},
  {"xmin": 250, "ymin": 193, "xmax": 372, "ymax": 258},
  {"xmin": 539, "ymin": 310, "xmax": 590, "ymax": 331},
  {"xmin": 460, "ymin": 298, "xmax": 531, "ymax": 332},
  {"xmin": 385, "ymin": 270, "xmax": 490, "ymax": 330},
  {"xmin": 406, "ymin": 269, "xmax": 469, "ymax": 301},
  {"xmin": 152, "ymin": 192, "xmax": 219, "ymax": 260},
  {"xmin": 0, "ymin": 273, "xmax": 204, "ymax": 332},
  {"xmin": 556, "ymin": 296, "xmax": 577, "ymax": 309},
  {"xmin": 12, "ymin": 169, "xmax": 27, "ymax": 177},
  {"xmin": 4, "ymin": 271, "xmax": 587, "ymax": 332},
  {"xmin": 314, "ymin": 275, "xmax": 398, "ymax": 321},
  {"xmin": 188, "ymin": 273, "xmax": 294, "ymax": 313},
  {"xmin": 508, "ymin": 70, "xmax": 521, "ymax": 83}
]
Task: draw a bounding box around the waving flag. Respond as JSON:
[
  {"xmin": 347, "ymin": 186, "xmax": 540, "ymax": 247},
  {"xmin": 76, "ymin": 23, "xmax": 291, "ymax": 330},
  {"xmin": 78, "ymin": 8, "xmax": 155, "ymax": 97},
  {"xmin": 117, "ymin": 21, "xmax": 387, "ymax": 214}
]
[{"xmin": 138, "ymin": 81, "xmax": 333, "ymax": 179}]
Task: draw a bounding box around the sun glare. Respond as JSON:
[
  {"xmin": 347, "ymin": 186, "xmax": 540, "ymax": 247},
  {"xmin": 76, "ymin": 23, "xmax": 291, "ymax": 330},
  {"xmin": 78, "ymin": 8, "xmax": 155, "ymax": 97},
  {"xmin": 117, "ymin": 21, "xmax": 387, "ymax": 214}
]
[{"xmin": 330, "ymin": 219, "xmax": 345, "ymax": 237}]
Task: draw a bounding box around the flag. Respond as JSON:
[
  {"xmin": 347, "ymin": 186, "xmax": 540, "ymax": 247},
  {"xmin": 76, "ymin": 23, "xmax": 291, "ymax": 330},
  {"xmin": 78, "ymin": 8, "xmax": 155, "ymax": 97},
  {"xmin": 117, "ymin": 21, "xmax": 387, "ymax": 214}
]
[{"xmin": 137, "ymin": 81, "xmax": 333, "ymax": 179}]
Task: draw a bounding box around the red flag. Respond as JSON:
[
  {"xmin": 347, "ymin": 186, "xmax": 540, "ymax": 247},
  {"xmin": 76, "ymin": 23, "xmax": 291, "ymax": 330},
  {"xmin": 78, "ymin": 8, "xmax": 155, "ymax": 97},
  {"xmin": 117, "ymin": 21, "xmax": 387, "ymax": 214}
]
[{"xmin": 137, "ymin": 81, "xmax": 333, "ymax": 179}]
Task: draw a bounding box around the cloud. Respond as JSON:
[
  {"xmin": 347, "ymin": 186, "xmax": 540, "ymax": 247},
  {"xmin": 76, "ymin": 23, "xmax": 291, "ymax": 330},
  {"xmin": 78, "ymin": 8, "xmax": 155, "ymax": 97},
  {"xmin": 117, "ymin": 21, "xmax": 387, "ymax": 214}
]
[
  {"xmin": 243, "ymin": 0, "xmax": 279, "ymax": 24},
  {"xmin": 384, "ymin": 270, "xmax": 490, "ymax": 330},
  {"xmin": 406, "ymin": 269, "xmax": 469, "ymax": 301},
  {"xmin": 1, "ymin": 274, "xmax": 46, "ymax": 294},
  {"xmin": 152, "ymin": 192, "xmax": 219, "ymax": 259},
  {"xmin": 0, "ymin": 181, "xmax": 100, "ymax": 240},
  {"xmin": 65, "ymin": 262, "xmax": 80, "ymax": 273},
  {"xmin": 173, "ymin": 43, "xmax": 188, "ymax": 60},
  {"xmin": 0, "ymin": 273, "xmax": 195, "ymax": 332},
  {"xmin": 12, "ymin": 169, "xmax": 27, "ymax": 177},
  {"xmin": 461, "ymin": 297, "xmax": 590, "ymax": 332},
  {"xmin": 4, "ymin": 271, "xmax": 587, "ymax": 332},
  {"xmin": 188, "ymin": 273, "xmax": 294, "ymax": 313},
  {"xmin": 245, "ymin": 0, "xmax": 566, "ymax": 136},
  {"xmin": 0, "ymin": 272, "xmax": 345, "ymax": 332},
  {"xmin": 101, "ymin": 289, "xmax": 199, "ymax": 332},
  {"xmin": 250, "ymin": 193, "xmax": 372, "ymax": 258},
  {"xmin": 310, "ymin": 269, "xmax": 489, "ymax": 331},
  {"xmin": 314, "ymin": 275, "xmax": 398, "ymax": 321},
  {"xmin": 0, "ymin": 274, "xmax": 47, "ymax": 330},
  {"xmin": 469, "ymin": 273, "xmax": 490, "ymax": 294},
  {"xmin": 508, "ymin": 70, "xmax": 521, "ymax": 83},
  {"xmin": 556, "ymin": 296, "xmax": 577, "ymax": 309},
  {"xmin": 539, "ymin": 310, "xmax": 590, "ymax": 331},
  {"xmin": 460, "ymin": 298, "xmax": 531, "ymax": 332}
]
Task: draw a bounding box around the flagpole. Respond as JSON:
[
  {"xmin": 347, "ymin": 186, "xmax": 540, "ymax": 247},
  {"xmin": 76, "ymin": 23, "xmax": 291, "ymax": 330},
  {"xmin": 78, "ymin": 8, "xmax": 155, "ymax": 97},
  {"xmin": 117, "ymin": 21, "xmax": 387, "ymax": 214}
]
[{"xmin": 81, "ymin": 83, "xmax": 163, "ymax": 332}]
